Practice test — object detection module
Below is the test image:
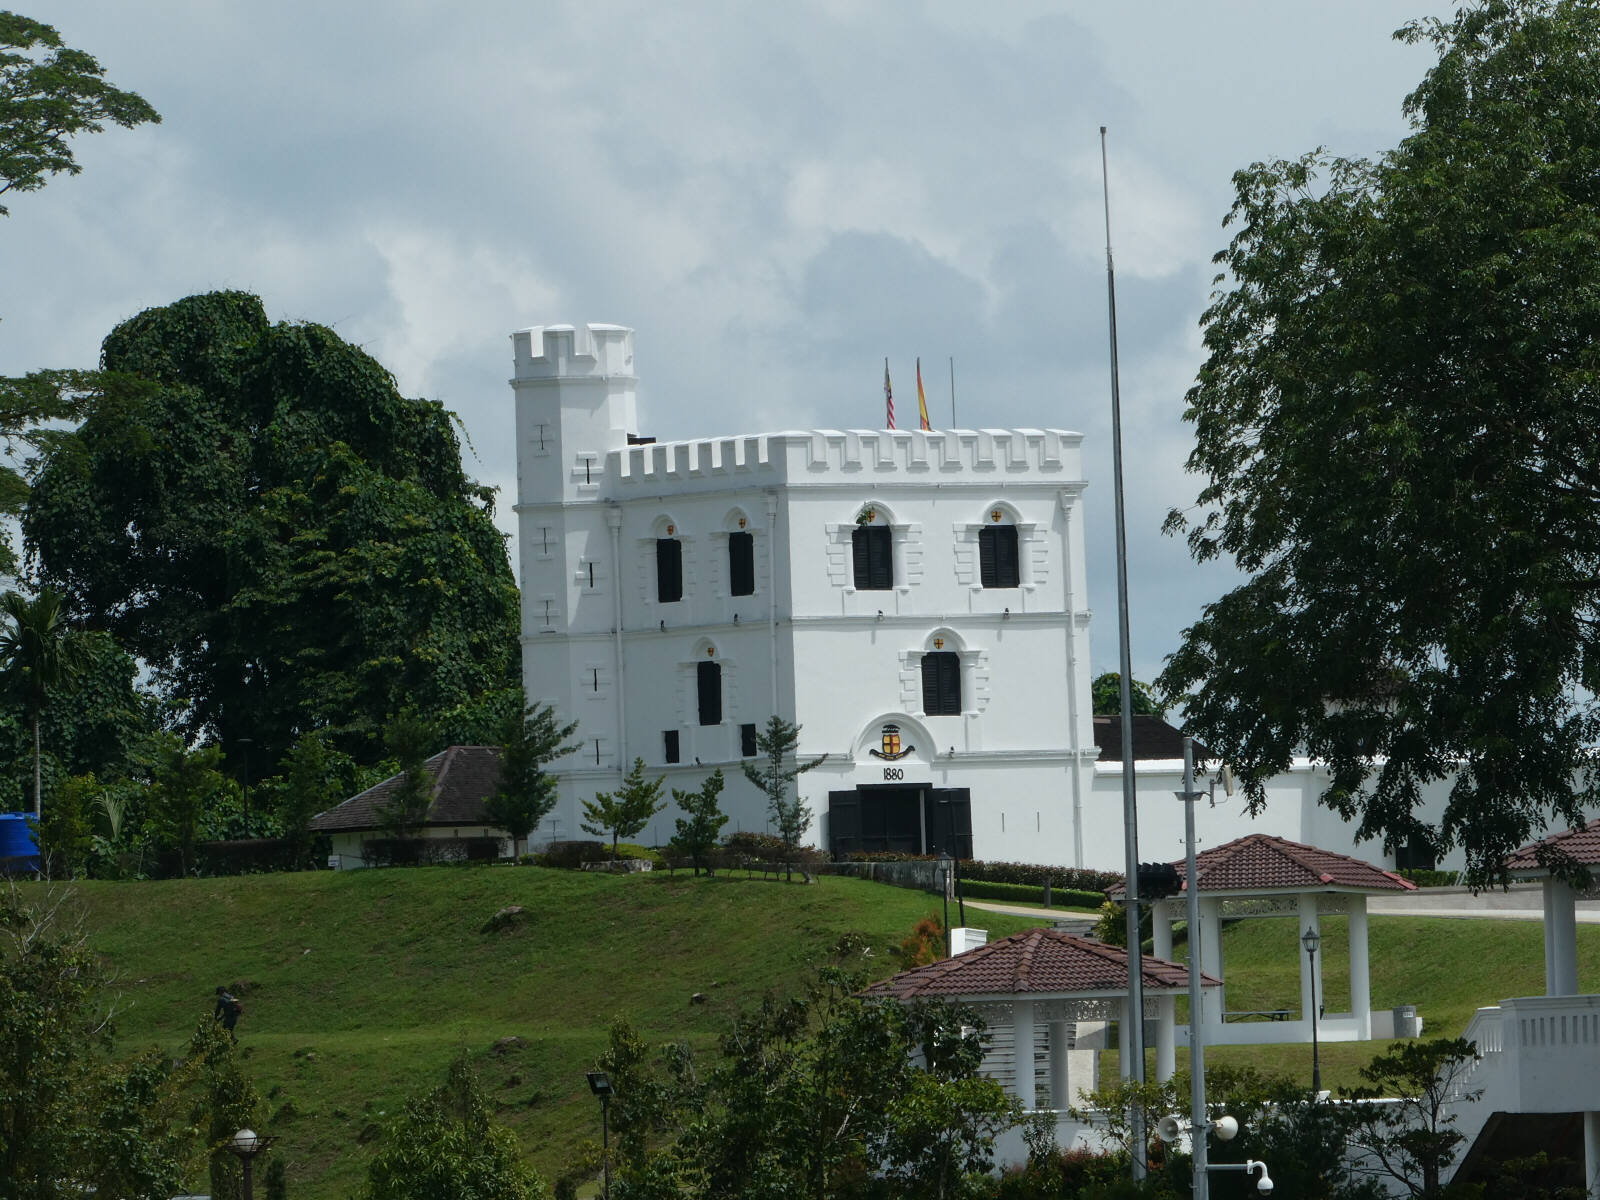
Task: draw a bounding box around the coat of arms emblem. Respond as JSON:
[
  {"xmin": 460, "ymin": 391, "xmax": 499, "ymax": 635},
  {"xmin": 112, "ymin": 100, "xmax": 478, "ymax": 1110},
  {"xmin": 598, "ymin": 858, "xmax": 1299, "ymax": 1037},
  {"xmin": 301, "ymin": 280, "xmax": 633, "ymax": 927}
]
[{"xmin": 869, "ymin": 723, "xmax": 913, "ymax": 761}]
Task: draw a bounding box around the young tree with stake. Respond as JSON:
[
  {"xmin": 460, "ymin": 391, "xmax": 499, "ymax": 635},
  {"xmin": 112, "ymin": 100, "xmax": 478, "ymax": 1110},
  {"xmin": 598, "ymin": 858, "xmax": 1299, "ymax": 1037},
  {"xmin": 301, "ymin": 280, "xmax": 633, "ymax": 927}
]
[{"xmin": 741, "ymin": 716, "xmax": 827, "ymax": 880}]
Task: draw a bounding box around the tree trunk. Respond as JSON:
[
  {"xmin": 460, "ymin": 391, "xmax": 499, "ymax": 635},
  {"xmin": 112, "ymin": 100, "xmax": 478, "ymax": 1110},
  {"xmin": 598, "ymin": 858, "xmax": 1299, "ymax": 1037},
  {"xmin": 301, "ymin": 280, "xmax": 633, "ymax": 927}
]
[{"xmin": 31, "ymin": 711, "xmax": 40, "ymax": 821}]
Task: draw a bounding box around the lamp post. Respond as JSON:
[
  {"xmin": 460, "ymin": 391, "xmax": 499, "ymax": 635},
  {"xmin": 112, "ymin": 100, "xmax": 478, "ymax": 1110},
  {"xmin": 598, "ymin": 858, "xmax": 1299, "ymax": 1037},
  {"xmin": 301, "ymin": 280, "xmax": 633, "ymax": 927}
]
[
  {"xmin": 229, "ymin": 1128, "xmax": 272, "ymax": 1200},
  {"xmin": 586, "ymin": 1070, "xmax": 613, "ymax": 1200},
  {"xmin": 1302, "ymin": 926, "xmax": 1323, "ymax": 1095}
]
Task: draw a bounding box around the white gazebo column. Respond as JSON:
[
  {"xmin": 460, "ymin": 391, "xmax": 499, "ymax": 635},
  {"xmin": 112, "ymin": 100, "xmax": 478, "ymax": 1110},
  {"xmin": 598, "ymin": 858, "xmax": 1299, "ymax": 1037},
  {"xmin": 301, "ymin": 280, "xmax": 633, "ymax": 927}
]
[
  {"xmin": 1155, "ymin": 994, "xmax": 1176, "ymax": 1082},
  {"xmin": 1048, "ymin": 1020, "xmax": 1071, "ymax": 1109},
  {"xmin": 1014, "ymin": 999, "xmax": 1037, "ymax": 1109},
  {"xmin": 1544, "ymin": 877, "xmax": 1580, "ymax": 996},
  {"xmin": 1118, "ymin": 996, "xmax": 1135, "ymax": 1080},
  {"xmin": 1585, "ymin": 1109, "xmax": 1600, "ymax": 1200},
  {"xmin": 1348, "ymin": 895, "xmax": 1372, "ymax": 1038},
  {"xmin": 1298, "ymin": 894, "xmax": 1322, "ymax": 1035},
  {"xmin": 1152, "ymin": 900, "xmax": 1174, "ymax": 961},
  {"xmin": 1199, "ymin": 897, "xmax": 1225, "ymax": 1031}
]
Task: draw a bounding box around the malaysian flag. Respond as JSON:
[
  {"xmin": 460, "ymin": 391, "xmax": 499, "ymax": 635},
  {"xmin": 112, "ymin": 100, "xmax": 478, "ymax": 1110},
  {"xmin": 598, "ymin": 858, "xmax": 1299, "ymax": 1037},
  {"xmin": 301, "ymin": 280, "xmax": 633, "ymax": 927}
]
[{"xmin": 884, "ymin": 358, "xmax": 895, "ymax": 429}]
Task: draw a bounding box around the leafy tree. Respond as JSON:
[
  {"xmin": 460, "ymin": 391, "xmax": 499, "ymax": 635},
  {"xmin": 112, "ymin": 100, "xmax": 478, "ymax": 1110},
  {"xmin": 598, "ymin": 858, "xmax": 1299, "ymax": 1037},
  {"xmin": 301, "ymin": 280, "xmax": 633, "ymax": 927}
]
[
  {"xmin": 0, "ymin": 372, "xmax": 99, "ymax": 575},
  {"xmin": 364, "ymin": 1053, "xmax": 549, "ymax": 1200},
  {"xmin": 669, "ymin": 769, "xmax": 728, "ymax": 876},
  {"xmin": 1091, "ymin": 672, "xmax": 1165, "ymax": 718},
  {"xmin": 1159, "ymin": 0, "xmax": 1600, "ymax": 886},
  {"xmin": 484, "ymin": 703, "xmax": 579, "ymax": 860},
  {"xmin": 740, "ymin": 716, "xmax": 827, "ymax": 880},
  {"xmin": 192, "ymin": 1020, "xmax": 266, "ymax": 1200},
  {"xmin": 146, "ymin": 737, "xmax": 234, "ymax": 877},
  {"xmin": 271, "ymin": 730, "xmax": 349, "ymax": 869},
  {"xmin": 377, "ymin": 712, "xmax": 434, "ymax": 849},
  {"xmin": 1340, "ymin": 1037, "xmax": 1481, "ymax": 1199},
  {"xmin": 0, "ymin": 589, "xmax": 87, "ymax": 819},
  {"xmin": 34, "ymin": 772, "xmax": 95, "ymax": 879},
  {"xmin": 582, "ymin": 757, "xmax": 666, "ymax": 858},
  {"xmin": 0, "ymin": 12, "xmax": 159, "ymax": 216},
  {"xmin": 24, "ymin": 291, "xmax": 521, "ymax": 775}
]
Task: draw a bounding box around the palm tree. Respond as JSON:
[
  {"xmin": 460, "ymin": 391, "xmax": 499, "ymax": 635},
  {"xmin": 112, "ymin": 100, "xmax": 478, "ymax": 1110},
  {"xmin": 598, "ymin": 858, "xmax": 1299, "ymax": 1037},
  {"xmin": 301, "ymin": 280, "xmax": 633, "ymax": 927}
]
[{"xmin": 0, "ymin": 590, "xmax": 86, "ymax": 819}]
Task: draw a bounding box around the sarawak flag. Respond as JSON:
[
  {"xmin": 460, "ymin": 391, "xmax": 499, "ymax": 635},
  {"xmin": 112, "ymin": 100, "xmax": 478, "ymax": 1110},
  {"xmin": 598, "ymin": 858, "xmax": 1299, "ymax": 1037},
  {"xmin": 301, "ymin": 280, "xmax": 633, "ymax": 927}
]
[
  {"xmin": 916, "ymin": 358, "xmax": 931, "ymax": 430},
  {"xmin": 884, "ymin": 358, "xmax": 895, "ymax": 429}
]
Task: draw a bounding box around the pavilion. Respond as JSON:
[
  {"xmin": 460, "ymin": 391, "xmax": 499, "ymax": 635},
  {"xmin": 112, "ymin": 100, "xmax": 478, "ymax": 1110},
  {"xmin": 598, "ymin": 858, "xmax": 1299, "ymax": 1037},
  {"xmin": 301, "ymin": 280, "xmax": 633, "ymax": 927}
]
[
  {"xmin": 862, "ymin": 926, "xmax": 1219, "ymax": 1129},
  {"xmin": 1120, "ymin": 833, "xmax": 1417, "ymax": 1078}
]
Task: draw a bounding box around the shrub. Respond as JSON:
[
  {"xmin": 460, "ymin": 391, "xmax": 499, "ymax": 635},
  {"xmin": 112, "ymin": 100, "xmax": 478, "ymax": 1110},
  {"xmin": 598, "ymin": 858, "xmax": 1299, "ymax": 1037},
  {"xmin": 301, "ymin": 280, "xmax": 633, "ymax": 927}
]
[
  {"xmin": 898, "ymin": 915, "xmax": 946, "ymax": 966},
  {"xmin": 956, "ymin": 879, "xmax": 1103, "ymax": 908},
  {"xmin": 533, "ymin": 840, "xmax": 609, "ymax": 869},
  {"xmin": 1398, "ymin": 868, "xmax": 1461, "ymax": 888}
]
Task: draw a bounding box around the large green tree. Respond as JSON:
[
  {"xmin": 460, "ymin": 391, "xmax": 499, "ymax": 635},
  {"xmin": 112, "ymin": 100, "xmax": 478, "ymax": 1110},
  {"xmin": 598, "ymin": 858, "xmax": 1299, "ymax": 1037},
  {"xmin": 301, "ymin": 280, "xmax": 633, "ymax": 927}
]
[
  {"xmin": 0, "ymin": 11, "xmax": 159, "ymax": 216},
  {"xmin": 1160, "ymin": 0, "xmax": 1600, "ymax": 886},
  {"xmin": 23, "ymin": 292, "xmax": 521, "ymax": 774}
]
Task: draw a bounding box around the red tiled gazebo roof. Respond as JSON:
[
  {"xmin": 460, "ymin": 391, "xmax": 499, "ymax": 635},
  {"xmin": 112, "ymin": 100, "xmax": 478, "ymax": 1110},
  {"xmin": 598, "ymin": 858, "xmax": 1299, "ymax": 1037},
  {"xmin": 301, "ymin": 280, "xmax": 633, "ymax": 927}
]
[
  {"xmin": 1109, "ymin": 834, "xmax": 1416, "ymax": 898},
  {"xmin": 860, "ymin": 928, "xmax": 1220, "ymax": 1001},
  {"xmin": 1504, "ymin": 818, "xmax": 1600, "ymax": 873}
]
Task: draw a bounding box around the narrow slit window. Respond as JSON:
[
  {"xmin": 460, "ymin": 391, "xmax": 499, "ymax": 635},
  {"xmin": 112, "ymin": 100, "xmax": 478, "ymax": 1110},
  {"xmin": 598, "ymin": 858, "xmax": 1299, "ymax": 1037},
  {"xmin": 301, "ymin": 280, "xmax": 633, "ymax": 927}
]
[
  {"xmin": 656, "ymin": 538, "xmax": 683, "ymax": 603},
  {"xmin": 851, "ymin": 526, "xmax": 893, "ymax": 590},
  {"xmin": 740, "ymin": 722, "xmax": 758, "ymax": 757},
  {"xmin": 729, "ymin": 532, "xmax": 755, "ymax": 596},
  {"xmin": 664, "ymin": 730, "xmax": 680, "ymax": 764}
]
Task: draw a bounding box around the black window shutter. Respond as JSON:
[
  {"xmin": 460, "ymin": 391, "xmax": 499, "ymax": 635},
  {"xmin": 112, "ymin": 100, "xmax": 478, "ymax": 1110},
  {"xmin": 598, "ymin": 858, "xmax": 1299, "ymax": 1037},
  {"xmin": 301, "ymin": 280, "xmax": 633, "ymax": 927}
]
[
  {"xmin": 729, "ymin": 532, "xmax": 755, "ymax": 596},
  {"xmin": 996, "ymin": 526, "xmax": 1019, "ymax": 587},
  {"xmin": 852, "ymin": 526, "xmax": 892, "ymax": 590},
  {"xmin": 828, "ymin": 791, "xmax": 862, "ymax": 859},
  {"xmin": 697, "ymin": 661, "xmax": 722, "ymax": 726},
  {"xmin": 657, "ymin": 538, "xmax": 683, "ymax": 603},
  {"xmin": 921, "ymin": 652, "xmax": 961, "ymax": 715},
  {"xmin": 663, "ymin": 730, "xmax": 680, "ymax": 764},
  {"xmin": 740, "ymin": 722, "xmax": 758, "ymax": 757},
  {"xmin": 979, "ymin": 525, "xmax": 1019, "ymax": 588}
]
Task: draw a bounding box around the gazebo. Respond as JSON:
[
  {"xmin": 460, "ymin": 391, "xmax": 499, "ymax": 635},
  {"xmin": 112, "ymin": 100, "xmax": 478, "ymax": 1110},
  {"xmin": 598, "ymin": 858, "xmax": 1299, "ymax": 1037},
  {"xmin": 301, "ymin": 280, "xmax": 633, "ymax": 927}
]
[
  {"xmin": 862, "ymin": 927, "xmax": 1219, "ymax": 1121},
  {"xmin": 1124, "ymin": 834, "xmax": 1417, "ymax": 1077}
]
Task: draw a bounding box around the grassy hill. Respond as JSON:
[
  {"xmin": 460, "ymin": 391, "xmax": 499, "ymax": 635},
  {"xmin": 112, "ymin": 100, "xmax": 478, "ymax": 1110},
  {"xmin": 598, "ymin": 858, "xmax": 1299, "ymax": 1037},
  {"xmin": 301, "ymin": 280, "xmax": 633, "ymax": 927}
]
[
  {"xmin": 25, "ymin": 867, "xmax": 1592, "ymax": 1198},
  {"xmin": 34, "ymin": 867, "xmax": 1048, "ymax": 1199}
]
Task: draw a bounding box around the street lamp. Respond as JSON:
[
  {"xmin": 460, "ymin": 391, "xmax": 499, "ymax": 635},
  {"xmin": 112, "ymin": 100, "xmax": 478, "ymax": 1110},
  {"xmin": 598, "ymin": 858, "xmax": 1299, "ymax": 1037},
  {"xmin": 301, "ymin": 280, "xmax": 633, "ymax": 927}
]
[
  {"xmin": 1302, "ymin": 926, "xmax": 1323, "ymax": 1095},
  {"xmin": 229, "ymin": 1128, "xmax": 272, "ymax": 1200},
  {"xmin": 586, "ymin": 1070, "xmax": 613, "ymax": 1200}
]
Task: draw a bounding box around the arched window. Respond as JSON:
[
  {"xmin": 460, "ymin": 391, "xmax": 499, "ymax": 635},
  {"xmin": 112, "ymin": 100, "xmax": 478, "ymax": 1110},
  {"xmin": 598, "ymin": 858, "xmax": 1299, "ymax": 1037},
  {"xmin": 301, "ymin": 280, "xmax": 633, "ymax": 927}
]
[
  {"xmin": 728, "ymin": 531, "xmax": 755, "ymax": 596},
  {"xmin": 852, "ymin": 507, "xmax": 894, "ymax": 590},
  {"xmin": 921, "ymin": 651, "xmax": 961, "ymax": 715},
  {"xmin": 978, "ymin": 524, "xmax": 1019, "ymax": 588},
  {"xmin": 657, "ymin": 536, "xmax": 683, "ymax": 602},
  {"xmin": 697, "ymin": 660, "xmax": 722, "ymax": 726}
]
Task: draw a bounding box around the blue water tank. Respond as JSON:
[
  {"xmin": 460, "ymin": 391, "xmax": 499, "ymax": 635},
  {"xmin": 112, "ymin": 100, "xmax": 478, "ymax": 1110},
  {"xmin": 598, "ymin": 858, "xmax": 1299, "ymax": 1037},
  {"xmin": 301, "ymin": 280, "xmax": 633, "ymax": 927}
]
[{"xmin": 0, "ymin": 812, "xmax": 38, "ymax": 868}]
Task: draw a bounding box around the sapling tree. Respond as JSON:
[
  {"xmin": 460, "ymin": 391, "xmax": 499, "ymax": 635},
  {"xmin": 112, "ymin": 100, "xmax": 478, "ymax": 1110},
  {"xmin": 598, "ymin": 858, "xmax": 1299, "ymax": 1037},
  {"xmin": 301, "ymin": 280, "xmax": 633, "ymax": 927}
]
[
  {"xmin": 1340, "ymin": 1037, "xmax": 1481, "ymax": 1199},
  {"xmin": 484, "ymin": 702, "xmax": 579, "ymax": 859},
  {"xmin": 582, "ymin": 757, "xmax": 666, "ymax": 858},
  {"xmin": 669, "ymin": 768, "xmax": 728, "ymax": 876},
  {"xmin": 740, "ymin": 715, "xmax": 827, "ymax": 880}
]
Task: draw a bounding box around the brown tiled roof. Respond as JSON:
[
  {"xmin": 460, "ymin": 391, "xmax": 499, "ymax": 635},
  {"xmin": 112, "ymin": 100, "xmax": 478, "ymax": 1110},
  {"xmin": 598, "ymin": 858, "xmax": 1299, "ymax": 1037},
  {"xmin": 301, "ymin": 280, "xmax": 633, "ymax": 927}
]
[
  {"xmin": 310, "ymin": 746, "xmax": 503, "ymax": 833},
  {"xmin": 860, "ymin": 928, "xmax": 1220, "ymax": 1001},
  {"xmin": 1504, "ymin": 818, "xmax": 1600, "ymax": 872},
  {"xmin": 1109, "ymin": 833, "xmax": 1415, "ymax": 897},
  {"xmin": 1093, "ymin": 715, "xmax": 1209, "ymax": 763}
]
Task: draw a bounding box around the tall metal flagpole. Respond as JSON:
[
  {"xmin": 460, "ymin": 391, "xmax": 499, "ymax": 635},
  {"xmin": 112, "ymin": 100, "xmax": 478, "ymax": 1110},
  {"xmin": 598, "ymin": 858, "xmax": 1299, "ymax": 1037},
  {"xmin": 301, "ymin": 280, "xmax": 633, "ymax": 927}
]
[
  {"xmin": 1101, "ymin": 125, "xmax": 1147, "ymax": 1180},
  {"xmin": 949, "ymin": 356, "xmax": 957, "ymax": 426}
]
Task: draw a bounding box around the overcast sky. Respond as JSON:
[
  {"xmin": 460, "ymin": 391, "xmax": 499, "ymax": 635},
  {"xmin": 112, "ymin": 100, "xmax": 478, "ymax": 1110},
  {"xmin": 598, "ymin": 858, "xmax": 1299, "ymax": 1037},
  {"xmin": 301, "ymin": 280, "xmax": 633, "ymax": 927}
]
[{"xmin": 2, "ymin": 1, "xmax": 1452, "ymax": 691}]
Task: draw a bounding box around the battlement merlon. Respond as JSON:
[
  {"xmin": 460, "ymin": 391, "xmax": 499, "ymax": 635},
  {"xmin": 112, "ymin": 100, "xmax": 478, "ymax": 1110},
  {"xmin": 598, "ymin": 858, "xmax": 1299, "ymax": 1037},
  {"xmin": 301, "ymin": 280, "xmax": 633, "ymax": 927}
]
[
  {"xmin": 605, "ymin": 427, "xmax": 1084, "ymax": 489},
  {"xmin": 510, "ymin": 323, "xmax": 636, "ymax": 382}
]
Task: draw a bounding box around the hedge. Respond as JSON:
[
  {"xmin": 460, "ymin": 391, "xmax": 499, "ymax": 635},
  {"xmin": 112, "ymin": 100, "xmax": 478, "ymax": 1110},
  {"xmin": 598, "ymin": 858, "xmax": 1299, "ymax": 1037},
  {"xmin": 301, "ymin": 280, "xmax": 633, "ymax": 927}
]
[
  {"xmin": 954, "ymin": 879, "xmax": 1105, "ymax": 908},
  {"xmin": 843, "ymin": 854, "xmax": 1122, "ymax": 895}
]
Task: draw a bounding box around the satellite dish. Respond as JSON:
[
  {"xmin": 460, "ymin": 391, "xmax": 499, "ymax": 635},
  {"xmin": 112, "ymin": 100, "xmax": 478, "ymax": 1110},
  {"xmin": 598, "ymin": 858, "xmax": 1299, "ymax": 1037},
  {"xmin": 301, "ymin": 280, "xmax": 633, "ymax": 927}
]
[{"xmin": 1155, "ymin": 1114, "xmax": 1186, "ymax": 1144}]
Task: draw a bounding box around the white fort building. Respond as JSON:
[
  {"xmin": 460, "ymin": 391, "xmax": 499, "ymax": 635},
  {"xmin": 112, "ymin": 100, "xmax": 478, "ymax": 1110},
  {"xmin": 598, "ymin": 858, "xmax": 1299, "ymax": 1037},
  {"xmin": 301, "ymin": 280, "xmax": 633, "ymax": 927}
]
[{"xmin": 513, "ymin": 321, "xmax": 1454, "ymax": 872}]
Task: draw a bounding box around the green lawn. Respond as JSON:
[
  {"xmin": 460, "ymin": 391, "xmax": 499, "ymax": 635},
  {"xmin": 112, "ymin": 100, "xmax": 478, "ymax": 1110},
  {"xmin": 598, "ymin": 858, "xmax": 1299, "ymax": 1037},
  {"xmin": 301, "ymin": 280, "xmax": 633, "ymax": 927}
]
[{"xmin": 35, "ymin": 867, "xmax": 1045, "ymax": 1199}]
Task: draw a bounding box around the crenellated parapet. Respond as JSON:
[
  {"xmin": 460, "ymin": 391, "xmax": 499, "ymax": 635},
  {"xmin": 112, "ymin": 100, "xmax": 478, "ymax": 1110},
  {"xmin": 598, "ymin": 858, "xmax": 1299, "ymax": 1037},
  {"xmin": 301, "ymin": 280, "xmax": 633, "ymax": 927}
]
[{"xmin": 511, "ymin": 323, "xmax": 635, "ymax": 382}]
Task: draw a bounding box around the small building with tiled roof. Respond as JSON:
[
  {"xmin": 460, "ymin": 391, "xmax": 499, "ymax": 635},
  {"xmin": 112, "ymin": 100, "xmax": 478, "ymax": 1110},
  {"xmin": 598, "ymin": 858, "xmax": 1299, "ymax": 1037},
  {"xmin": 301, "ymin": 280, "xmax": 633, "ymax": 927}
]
[
  {"xmin": 863, "ymin": 927, "xmax": 1221, "ymax": 1146},
  {"xmin": 311, "ymin": 745, "xmax": 510, "ymax": 867},
  {"xmin": 1110, "ymin": 833, "xmax": 1418, "ymax": 1066}
]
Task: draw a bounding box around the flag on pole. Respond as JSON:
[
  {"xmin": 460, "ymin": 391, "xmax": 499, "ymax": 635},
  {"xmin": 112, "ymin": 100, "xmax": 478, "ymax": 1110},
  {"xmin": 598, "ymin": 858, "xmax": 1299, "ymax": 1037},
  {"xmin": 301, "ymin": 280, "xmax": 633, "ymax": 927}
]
[
  {"xmin": 916, "ymin": 357, "xmax": 931, "ymax": 430},
  {"xmin": 884, "ymin": 358, "xmax": 895, "ymax": 429}
]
